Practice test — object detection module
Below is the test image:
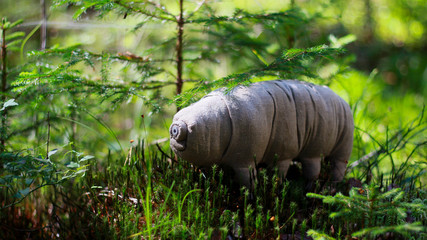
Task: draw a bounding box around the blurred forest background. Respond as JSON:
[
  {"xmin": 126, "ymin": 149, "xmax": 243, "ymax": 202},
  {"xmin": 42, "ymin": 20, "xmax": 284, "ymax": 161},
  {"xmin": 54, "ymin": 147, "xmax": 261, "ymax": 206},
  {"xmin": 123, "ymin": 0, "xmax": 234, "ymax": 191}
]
[{"xmin": 0, "ymin": 0, "xmax": 426, "ymax": 239}]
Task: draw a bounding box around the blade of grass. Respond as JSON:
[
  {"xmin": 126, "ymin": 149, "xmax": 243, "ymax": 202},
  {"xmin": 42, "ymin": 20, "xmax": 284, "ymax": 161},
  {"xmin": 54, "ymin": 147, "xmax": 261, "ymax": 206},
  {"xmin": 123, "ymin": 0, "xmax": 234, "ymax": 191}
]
[{"xmin": 20, "ymin": 22, "xmax": 42, "ymax": 60}]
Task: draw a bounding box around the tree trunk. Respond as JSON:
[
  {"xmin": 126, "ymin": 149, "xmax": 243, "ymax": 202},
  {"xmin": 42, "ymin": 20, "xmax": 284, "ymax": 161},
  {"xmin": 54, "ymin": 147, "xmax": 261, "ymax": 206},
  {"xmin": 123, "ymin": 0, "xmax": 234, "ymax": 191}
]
[
  {"xmin": 175, "ymin": 0, "xmax": 184, "ymax": 111},
  {"xmin": 1, "ymin": 23, "xmax": 8, "ymax": 151}
]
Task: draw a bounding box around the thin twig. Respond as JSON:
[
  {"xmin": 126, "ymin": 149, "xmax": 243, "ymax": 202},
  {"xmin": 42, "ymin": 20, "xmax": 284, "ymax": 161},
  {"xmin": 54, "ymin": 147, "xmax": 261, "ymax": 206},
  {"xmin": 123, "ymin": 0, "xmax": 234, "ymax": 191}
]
[
  {"xmin": 349, "ymin": 149, "xmax": 384, "ymax": 170},
  {"xmin": 41, "ymin": 48, "xmax": 175, "ymax": 63},
  {"xmin": 144, "ymin": 0, "xmax": 176, "ymax": 18},
  {"xmin": 155, "ymin": 143, "xmax": 176, "ymax": 164},
  {"xmin": 186, "ymin": 0, "xmax": 207, "ymax": 20},
  {"xmin": 175, "ymin": 0, "xmax": 185, "ymax": 109},
  {"xmin": 114, "ymin": 0, "xmax": 176, "ymax": 22},
  {"xmin": 46, "ymin": 111, "xmax": 50, "ymax": 160},
  {"xmin": 1, "ymin": 182, "xmax": 59, "ymax": 209},
  {"xmin": 185, "ymin": 10, "xmax": 294, "ymax": 24},
  {"xmin": 1, "ymin": 20, "xmax": 7, "ymax": 151}
]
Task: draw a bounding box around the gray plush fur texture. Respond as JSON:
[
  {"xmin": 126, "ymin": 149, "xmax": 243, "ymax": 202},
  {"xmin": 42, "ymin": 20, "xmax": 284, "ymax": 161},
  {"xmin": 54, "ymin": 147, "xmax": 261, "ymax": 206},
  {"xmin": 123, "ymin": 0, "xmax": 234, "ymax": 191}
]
[{"xmin": 170, "ymin": 80, "xmax": 354, "ymax": 185}]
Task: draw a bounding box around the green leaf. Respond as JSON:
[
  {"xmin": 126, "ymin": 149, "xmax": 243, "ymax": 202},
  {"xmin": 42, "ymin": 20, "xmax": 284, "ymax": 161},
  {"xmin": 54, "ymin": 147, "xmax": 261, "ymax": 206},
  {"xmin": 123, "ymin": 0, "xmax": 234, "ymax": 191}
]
[
  {"xmin": 307, "ymin": 229, "xmax": 336, "ymax": 240},
  {"xmin": 66, "ymin": 162, "xmax": 80, "ymax": 169},
  {"xmin": 3, "ymin": 22, "xmax": 10, "ymax": 29},
  {"xmin": 48, "ymin": 149, "xmax": 59, "ymax": 158},
  {"xmin": 25, "ymin": 178, "xmax": 33, "ymax": 186},
  {"xmin": 5, "ymin": 31, "xmax": 25, "ymax": 41},
  {"xmin": 20, "ymin": 22, "xmax": 41, "ymax": 60},
  {"xmin": 74, "ymin": 169, "xmax": 87, "ymax": 175},
  {"xmin": 73, "ymin": 2, "xmax": 98, "ymax": 19},
  {"xmin": 79, "ymin": 155, "xmax": 94, "ymax": 162},
  {"xmin": 251, "ymin": 49, "xmax": 268, "ymax": 66},
  {"xmin": 329, "ymin": 34, "xmax": 357, "ymax": 48},
  {"xmin": 1, "ymin": 99, "xmax": 18, "ymax": 111},
  {"xmin": 352, "ymin": 222, "xmax": 424, "ymax": 238},
  {"xmin": 392, "ymin": 190, "xmax": 404, "ymax": 202},
  {"xmin": 7, "ymin": 39, "xmax": 23, "ymax": 48},
  {"xmin": 396, "ymin": 208, "xmax": 407, "ymax": 218},
  {"xmin": 379, "ymin": 187, "xmax": 401, "ymax": 199},
  {"xmin": 8, "ymin": 47, "xmax": 20, "ymax": 52},
  {"xmin": 306, "ymin": 192, "xmax": 327, "ymax": 199},
  {"xmin": 329, "ymin": 209, "xmax": 352, "ymax": 218},
  {"xmin": 15, "ymin": 187, "xmax": 30, "ymax": 198},
  {"xmin": 283, "ymin": 48, "xmax": 304, "ymax": 59},
  {"xmin": 9, "ymin": 19, "xmax": 23, "ymax": 29}
]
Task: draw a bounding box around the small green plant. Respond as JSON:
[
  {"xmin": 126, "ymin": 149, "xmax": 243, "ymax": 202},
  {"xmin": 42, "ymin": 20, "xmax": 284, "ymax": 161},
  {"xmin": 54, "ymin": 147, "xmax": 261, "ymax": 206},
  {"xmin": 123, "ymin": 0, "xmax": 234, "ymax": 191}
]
[
  {"xmin": 1, "ymin": 18, "xmax": 90, "ymax": 214},
  {"xmin": 307, "ymin": 229, "xmax": 337, "ymax": 240},
  {"xmin": 307, "ymin": 184, "xmax": 426, "ymax": 239},
  {"xmin": 0, "ymin": 18, "xmax": 24, "ymax": 150},
  {"xmin": 0, "ymin": 145, "xmax": 92, "ymax": 209}
]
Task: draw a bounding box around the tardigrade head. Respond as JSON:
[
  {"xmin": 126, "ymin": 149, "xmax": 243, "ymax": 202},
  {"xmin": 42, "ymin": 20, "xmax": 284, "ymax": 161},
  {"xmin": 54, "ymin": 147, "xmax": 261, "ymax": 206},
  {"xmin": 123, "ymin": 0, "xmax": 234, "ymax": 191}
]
[
  {"xmin": 169, "ymin": 94, "xmax": 231, "ymax": 166},
  {"xmin": 169, "ymin": 120, "xmax": 187, "ymax": 151}
]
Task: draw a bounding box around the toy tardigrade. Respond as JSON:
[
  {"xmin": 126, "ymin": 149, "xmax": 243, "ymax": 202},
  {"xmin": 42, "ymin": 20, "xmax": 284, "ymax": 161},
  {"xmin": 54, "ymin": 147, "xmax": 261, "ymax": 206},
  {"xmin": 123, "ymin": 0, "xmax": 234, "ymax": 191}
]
[{"xmin": 170, "ymin": 80, "xmax": 354, "ymax": 185}]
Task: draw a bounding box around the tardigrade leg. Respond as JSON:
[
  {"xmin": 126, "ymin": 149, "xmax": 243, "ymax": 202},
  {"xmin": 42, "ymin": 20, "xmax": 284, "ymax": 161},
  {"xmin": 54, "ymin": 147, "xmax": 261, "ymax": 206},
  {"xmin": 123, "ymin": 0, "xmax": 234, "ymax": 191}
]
[
  {"xmin": 300, "ymin": 157, "xmax": 321, "ymax": 191},
  {"xmin": 277, "ymin": 159, "xmax": 292, "ymax": 180},
  {"xmin": 327, "ymin": 155, "xmax": 348, "ymax": 181},
  {"xmin": 232, "ymin": 166, "xmax": 253, "ymax": 187},
  {"xmin": 300, "ymin": 157, "xmax": 322, "ymax": 180},
  {"xmin": 328, "ymin": 135, "xmax": 353, "ymax": 182},
  {"xmin": 328, "ymin": 120, "xmax": 353, "ymax": 182}
]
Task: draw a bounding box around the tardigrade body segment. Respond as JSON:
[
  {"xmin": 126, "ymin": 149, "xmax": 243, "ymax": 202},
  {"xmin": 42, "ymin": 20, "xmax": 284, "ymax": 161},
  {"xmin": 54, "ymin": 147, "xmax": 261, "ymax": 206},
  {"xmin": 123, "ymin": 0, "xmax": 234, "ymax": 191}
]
[{"xmin": 170, "ymin": 80, "xmax": 354, "ymax": 185}]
